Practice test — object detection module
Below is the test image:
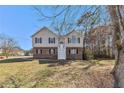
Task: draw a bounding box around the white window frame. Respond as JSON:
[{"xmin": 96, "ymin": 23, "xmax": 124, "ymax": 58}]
[
  {"xmin": 49, "ymin": 49, "xmax": 55, "ymax": 54},
  {"xmin": 49, "ymin": 37, "xmax": 55, "ymax": 44},
  {"xmin": 35, "ymin": 37, "xmax": 42, "ymax": 44},
  {"xmin": 68, "ymin": 36, "xmax": 80, "ymax": 44},
  {"xmin": 70, "ymin": 49, "xmax": 77, "ymax": 54}
]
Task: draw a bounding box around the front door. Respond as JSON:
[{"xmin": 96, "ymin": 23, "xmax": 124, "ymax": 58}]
[{"xmin": 58, "ymin": 44, "xmax": 66, "ymax": 60}]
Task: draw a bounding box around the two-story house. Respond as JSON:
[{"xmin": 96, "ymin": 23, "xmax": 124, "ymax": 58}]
[{"xmin": 32, "ymin": 27, "xmax": 83, "ymax": 60}]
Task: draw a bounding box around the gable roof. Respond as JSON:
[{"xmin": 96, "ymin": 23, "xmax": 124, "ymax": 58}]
[
  {"xmin": 65, "ymin": 30, "xmax": 79, "ymax": 36},
  {"xmin": 31, "ymin": 26, "xmax": 58, "ymax": 37},
  {"xmin": 31, "ymin": 27, "xmax": 82, "ymax": 38},
  {"xmin": 65, "ymin": 30, "xmax": 76, "ymax": 36},
  {"xmin": 65, "ymin": 30, "xmax": 83, "ymax": 37}
]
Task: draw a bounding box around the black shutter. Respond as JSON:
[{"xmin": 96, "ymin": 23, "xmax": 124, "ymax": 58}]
[
  {"xmin": 78, "ymin": 38, "xmax": 80, "ymax": 43},
  {"xmin": 40, "ymin": 49, "xmax": 42, "ymax": 54},
  {"xmin": 68, "ymin": 38, "xmax": 70, "ymax": 43},
  {"xmin": 54, "ymin": 37, "xmax": 55, "ymax": 43},
  {"xmin": 35, "ymin": 38, "xmax": 37, "ymax": 43},
  {"xmin": 69, "ymin": 49, "xmax": 70, "ymax": 54},
  {"xmin": 36, "ymin": 49, "xmax": 38, "ymax": 54},
  {"xmin": 76, "ymin": 49, "xmax": 78, "ymax": 54},
  {"xmin": 49, "ymin": 38, "xmax": 50, "ymax": 44},
  {"xmin": 40, "ymin": 38, "xmax": 42, "ymax": 43}
]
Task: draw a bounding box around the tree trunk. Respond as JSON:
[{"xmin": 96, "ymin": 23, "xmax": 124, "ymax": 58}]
[
  {"xmin": 82, "ymin": 31, "xmax": 86, "ymax": 60},
  {"xmin": 108, "ymin": 5, "xmax": 124, "ymax": 88}
]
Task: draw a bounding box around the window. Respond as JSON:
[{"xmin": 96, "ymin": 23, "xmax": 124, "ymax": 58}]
[
  {"xmin": 38, "ymin": 49, "xmax": 41, "ymax": 54},
  {"xmin": 36, "ymin": 49, "xmax": 42, "ymax": 54},
  {"xmin": 37, "ymin": 38, "xmax": 40, "ymax": 43},
  {"xmin": 49, "ymin": 37, "xmax": 55, "ymax": 44},
  {"xmin": 72, "ymin": 35, "xmax": 76, "ymax": 43},
  {"xmin": 49, "ymin": 49, "xmax": 55, "ymax": 54},
  {"xmin": 39, "ymin": 38, "xmax": 42, "ymax": 43},
  {"xmin": 35, "ymin": 37, "xmax": 42, "ymax": 44},
  {"xmin": 38, "ymin": 49, "xmax": 42, "ymax": 54},
  {"xmin": 70, "ymin": 49, "xmax": 78, "ymax": 54},
  {"xmin": 68, "ymin": 36, "xmax": 80, "ymax": 44}
]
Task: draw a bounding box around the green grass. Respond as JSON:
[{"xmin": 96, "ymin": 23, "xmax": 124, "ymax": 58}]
[
  {"xmin": 0, "ymin": 58, "xmax": 32, "ymax": 63},
  {"xmin": 0, "ymin": 59, "xmax": 115, "ymax": 88}
]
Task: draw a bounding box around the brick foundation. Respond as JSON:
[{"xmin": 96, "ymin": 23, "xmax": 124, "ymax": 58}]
[
  {"xmin": 33, "ymin": 47, "xmax": 57, "ymax": 59},
  {"xmin": 33, "ymin": 47, "xmax": 83, "ymax": 60},
  {"xmin": 66, "ymin": 47, "xmax": 83, "ymax": 60}
]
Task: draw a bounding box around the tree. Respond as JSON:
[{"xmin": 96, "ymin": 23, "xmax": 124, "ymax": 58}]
[
  {"xmin": 34, "ymin": 6, "xmax": 77, "ymax": 35},
  {"xmin": 77, "ymin": 6, "xmax": 101, "ymax": 59},
  {"xmin": 0, "ymin": 34, "xmax": 18, "ymax": 58},
  {"xmin": 108, "ymin": 5, "xmax": 124, "ymax": 87}
]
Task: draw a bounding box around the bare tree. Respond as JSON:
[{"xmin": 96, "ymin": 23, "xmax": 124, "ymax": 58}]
[
  {"xmin": 34, "ymin": 6, "xmax": 76, "ymax": 35},
  {"xmin": 0, "ymin": 34, "xmax": 18, "ymax": 58},
  {"xmin": 77, "ymin": 6, "xmax": 102, "ymax": 60}
]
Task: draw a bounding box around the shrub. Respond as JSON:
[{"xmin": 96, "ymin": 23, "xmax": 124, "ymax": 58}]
[{"xmin": 85, "ymin": 49, "xmax": 94, "ymax": 60}]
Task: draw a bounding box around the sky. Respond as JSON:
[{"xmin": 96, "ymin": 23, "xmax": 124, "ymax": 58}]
[
  {"xmin": 0, "ymin": 5, "xmax": 52, "ymax": 50},
  {"xmin": 0, "ymin": 5, "xmax": 107, "ymax": 50},
  {"xmin": 0, "ymin": 5, "xmax": 81, "ymax": 50}
]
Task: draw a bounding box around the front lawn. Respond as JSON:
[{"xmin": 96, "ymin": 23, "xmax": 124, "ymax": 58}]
[{"xmin": 0, "ymin": 59, "xmax": 115, "ymax": 88}]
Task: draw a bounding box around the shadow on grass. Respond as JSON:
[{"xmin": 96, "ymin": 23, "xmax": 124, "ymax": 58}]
[
  {"xmin": 82, "ymin": 60, "xmax": 107, "ymax": 70},
  {"xmin": 39, "ymin": 59, "xmax": 71, "ymax": 67},
  {"xmin": 39, "ymin": 59, "xmax": 58, "ymax": 64},
  {"xmin": 83, "ymin": 63, "xmax": 95, "ymax": 70},
  {"xmin": 0, "ymin": 58, "xmax": 33, "ymax": 64}
]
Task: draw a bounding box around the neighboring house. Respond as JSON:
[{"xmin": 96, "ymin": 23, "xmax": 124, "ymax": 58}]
[
  {"xmin": 32, "ymin": 27, "xmax": 84, "ymax": 60},
  {"xmin": 12, "ymin": 48, "xmax": 25, "ymax": 56},
  {"xmin": 0, "ymin": 47, "xmax": 25, "ymax": 56}
]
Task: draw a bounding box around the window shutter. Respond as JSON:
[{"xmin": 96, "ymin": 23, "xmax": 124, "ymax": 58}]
[
  {"xmin": 68, "ymin": 38, "xmax": 70, "ymax": 43},
  {"xmin": 40, "ymin": 49, "xmax": 42, "ymax": 54},
  {"xmin": 54, "ymin": 37, "xmax": 55, "ymax": 43},
  {"xmin": 40, "ymin": 38, "xmax": 42, "ymax": 43},
  {"xmin": 69, "ymin": 49, "xmax": 70, "ymax": 54},
  {"xmin": 48, "ymin": 38, "xmax": 50, "ymax": 44},
  {"xmin": 36, "ymin": 49, "xmax": 38, "ymax": 54},
  {"xmin": 78, "ymin": 38, "xmax": 80, "ymax": 43},
  {"xmin": 76, "ymin": 49, "xmax": 78, "ymax": 54},
  {"xmin": 35, "ymin": 38, "xmax": 37, "ymax": 43}
]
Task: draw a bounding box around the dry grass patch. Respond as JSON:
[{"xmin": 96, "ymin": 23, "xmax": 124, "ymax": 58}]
[{"xmin": 0, "ymin": 59, "xmax": 115, "ymax": 88}]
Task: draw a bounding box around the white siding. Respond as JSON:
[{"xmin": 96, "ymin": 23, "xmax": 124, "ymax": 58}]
[
  {"xmin": 65, "ymin": 31, "xmax": 83, "ymax": 47},
  {"xmin": 32, "ymin": 28, "xmax": 58, "ymax": 47},
  {"xmin": 32, "ymin": 28, "xmax": 84, "ymax": 48}
]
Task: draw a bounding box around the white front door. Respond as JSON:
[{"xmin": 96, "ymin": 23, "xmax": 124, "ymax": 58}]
[{"xmin": 58, "ymin": 44, "xmax": 66, "ymax": 60}]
